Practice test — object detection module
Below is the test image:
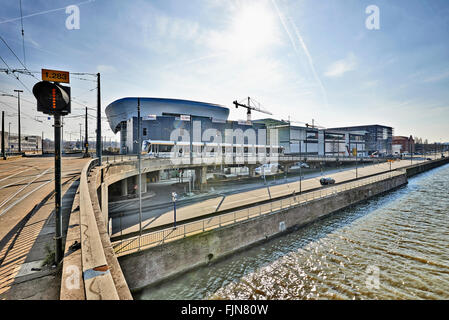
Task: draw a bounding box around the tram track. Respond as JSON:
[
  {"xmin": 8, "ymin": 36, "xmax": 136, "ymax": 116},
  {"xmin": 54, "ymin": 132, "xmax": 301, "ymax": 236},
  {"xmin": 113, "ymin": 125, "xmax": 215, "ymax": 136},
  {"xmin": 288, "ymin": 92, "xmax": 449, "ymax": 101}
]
[{"xmin": 0, "ymin": 168, "xmax": 53, "ymax": 218}]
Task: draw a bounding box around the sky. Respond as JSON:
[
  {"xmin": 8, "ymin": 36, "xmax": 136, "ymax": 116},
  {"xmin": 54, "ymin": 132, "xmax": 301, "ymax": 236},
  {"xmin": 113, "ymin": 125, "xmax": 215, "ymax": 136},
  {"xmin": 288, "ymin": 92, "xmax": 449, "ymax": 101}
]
[{"xmin": 0, "ymin": 0, "xmax": 449, "ymax": 144}]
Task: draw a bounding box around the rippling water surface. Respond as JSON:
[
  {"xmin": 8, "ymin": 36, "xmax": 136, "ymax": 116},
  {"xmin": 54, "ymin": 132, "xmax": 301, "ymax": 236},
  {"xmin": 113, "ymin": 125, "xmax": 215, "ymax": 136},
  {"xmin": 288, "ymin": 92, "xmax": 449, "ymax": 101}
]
[{"xmin": 135, "ymin": 164, "xmax": 449, "ymax": 300}]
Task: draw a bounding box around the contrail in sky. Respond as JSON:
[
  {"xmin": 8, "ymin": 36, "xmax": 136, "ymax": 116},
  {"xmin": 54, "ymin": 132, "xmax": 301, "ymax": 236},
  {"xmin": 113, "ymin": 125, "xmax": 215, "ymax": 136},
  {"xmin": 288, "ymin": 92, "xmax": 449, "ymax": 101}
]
[
  {"xmin": 271, "ymin": 0, "xmax": 329, "ymax": 109},
  {"xmin": 0, "ymin": 0, "xmax": 95, "ymax": 24}
]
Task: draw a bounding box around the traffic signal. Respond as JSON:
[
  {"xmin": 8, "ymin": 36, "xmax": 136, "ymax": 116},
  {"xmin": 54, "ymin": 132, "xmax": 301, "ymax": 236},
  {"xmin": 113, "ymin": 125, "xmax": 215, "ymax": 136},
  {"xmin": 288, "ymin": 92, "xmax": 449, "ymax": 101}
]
[{"xmin": 33, "ymin": 81, "xmax": 71, "ymax": 115}]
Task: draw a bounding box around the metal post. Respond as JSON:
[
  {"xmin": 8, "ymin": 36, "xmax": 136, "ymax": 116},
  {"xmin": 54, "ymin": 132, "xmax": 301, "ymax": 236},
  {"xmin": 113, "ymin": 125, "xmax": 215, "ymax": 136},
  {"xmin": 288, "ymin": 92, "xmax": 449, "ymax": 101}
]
[
  {"xmin": 8, "ymin": 122, "xmax": 10, "ymax": 153},
  {"xmin": 96, "ymin": 73, "xmax": 102, "ymax": 165},
  {"xmin": 79, "ymin": 123, "xmax": 82, "ymax": 151},
  {"xmin": 54, "ymin": 114, "xmax": 63, "ymax": 263},
  {"xmin": 84, "ymin": 107, "xmax": 88, "ymax": 156},
  {"xmin": 42, "ymin": 131, "xmax": 44, "ymax": 154},
  {"xmin": 190, "ymin": 115, "xmax": 193, "ymax": 165},
  {"xmin": 1, "ymin": 111, "xmax": 5, "ymax": 160},
  {"xmin": 356, "ymin": 142, "xmax": 358, "ymax": 179},
  {"xmin": 172, "ymin": 192, "xmax": 177, "ymax": 229},
  {"xmin": 299, "ymin": 140, "xmax": 302, "ymax": 194},
  {"xmin": 14, "ymin": 90, "xmax": 23, "ymax": 153},
  {"xmin": 138, "ymin": 98, "xmax": 142, "ymax": 238},
  {"xmin": 61, "ymin": 117, "xmax": 64, "ymax": 154}
]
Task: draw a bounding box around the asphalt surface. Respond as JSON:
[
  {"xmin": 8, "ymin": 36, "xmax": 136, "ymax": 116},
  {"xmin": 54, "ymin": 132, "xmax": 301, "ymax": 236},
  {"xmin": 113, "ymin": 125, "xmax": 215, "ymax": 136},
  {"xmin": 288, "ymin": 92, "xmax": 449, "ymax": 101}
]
[{"xmin": 0, "ymin": 156, "xmax": 89, "ymax": 298}]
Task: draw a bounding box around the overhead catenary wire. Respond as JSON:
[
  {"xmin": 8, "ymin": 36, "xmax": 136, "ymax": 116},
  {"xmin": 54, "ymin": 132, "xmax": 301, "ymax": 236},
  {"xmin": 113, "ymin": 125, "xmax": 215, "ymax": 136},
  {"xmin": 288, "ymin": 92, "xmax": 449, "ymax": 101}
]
[
  {"xmin": 0, "ymin": 35, "xmax": 37, "ymax": 81},
  {"xmin": 19, "ymin": 0, "xmax": 26, "ymax": 67},
  {"xmin": 0, "ymin": 54, "xmax": 33, "ymax": 94}
]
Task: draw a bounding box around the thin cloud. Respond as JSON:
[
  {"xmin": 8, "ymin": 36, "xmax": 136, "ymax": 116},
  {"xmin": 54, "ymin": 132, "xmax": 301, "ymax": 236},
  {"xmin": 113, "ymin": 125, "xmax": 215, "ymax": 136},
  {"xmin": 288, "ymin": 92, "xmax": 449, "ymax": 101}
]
[
  {"xmin": 271, "ymin": 0, "xmax": 329, "ymax": 109},
  {"xmin": 324, "ymin": 53, "xmax": 357, "ymax": 78},
  {"xmin": 422, "ymin": 70, "xmax": 449, "ymax": 83}
]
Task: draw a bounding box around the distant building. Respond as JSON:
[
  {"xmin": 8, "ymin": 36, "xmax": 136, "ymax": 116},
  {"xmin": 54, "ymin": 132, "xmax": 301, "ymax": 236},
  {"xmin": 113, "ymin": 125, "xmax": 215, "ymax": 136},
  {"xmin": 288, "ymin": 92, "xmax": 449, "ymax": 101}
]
[
  {"xmin": 327, "ymin": 125, "xmax": 393, "ymax": 155},
  {"xmin": 392, "ymin": 136, "xmax": 415, "ymax": 154},
  {"xmin": 1, "ymin": 132, "xmax": 42, "ymax": 152},
  {"xmin": 106, "ymin": 97, "xmax": 232, "ymax": 154},
  {"xmin": 252, "ymin": 119, "xmax": 319, "ymax": 155},
  {"xmin": 318, "ymin": 129, "xmax": 367, "ymax": 157},
  {"xmin": 252, "ymin": 120, "xmax": 367, "ymax": 157}
]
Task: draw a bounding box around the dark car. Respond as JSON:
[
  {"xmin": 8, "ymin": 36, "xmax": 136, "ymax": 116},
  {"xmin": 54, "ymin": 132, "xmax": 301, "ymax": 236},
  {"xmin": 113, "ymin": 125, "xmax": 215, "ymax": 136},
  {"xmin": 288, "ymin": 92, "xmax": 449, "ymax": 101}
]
[
  {"xmin": 320, "ymin": 177, "xmax": 335, "ymax": 185},
  {"xmin": 426, "ymin": 158, "xmax": 432, "ymax": 161}
]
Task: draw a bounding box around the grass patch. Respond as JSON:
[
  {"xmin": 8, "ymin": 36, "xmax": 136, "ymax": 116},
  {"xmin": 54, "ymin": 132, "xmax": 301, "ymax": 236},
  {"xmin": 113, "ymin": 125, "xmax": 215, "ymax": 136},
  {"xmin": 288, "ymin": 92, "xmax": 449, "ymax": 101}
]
[{"xmin": 41, "ymin": 244, "xmax": 55, "ymax": 267}]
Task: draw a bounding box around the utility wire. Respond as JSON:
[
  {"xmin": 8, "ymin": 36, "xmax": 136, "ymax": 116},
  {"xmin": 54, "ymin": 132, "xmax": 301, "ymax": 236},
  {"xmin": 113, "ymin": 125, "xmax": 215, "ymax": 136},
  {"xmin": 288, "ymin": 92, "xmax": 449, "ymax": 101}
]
[
  {"xmin": 19, "ymin": 0, "xmax": 26, "ymax": 67},
  {"xmin": 0, "ymin": 54, "xmax": 33, "ymax": 94},
  {"xmin": 0, "ymin": 35, "xmax": 36, "ymax": 80}
]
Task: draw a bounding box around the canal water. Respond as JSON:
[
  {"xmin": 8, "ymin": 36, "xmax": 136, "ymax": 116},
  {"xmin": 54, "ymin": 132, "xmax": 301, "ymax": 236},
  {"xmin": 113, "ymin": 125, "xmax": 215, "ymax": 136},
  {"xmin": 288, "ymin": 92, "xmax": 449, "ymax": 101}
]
[{"xmin": 135, "ymin": 164, "xmax": 449, "ymax": 300}]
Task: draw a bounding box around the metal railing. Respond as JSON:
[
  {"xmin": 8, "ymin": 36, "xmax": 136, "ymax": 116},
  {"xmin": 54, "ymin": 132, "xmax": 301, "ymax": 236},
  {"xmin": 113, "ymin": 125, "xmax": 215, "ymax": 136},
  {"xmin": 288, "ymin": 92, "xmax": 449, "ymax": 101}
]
[
  {"xmin": 112, "ymin": 170, "xmax": 404, "ymax": 256},
  {"xmin": 101, "ymin": 153, "xmax": 388, "ymax": 165}
]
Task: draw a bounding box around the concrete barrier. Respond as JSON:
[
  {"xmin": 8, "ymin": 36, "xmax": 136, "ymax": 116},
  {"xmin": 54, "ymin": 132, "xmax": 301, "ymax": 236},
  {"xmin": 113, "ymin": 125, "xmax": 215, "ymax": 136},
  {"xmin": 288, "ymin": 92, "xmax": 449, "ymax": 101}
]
[
  {"xmin": 60, "ymin": 184, "xmax": 85, "ymax": 300},
  {"xmin": 61, "ymin": 159, "xmax": 132, "ymax": 300},
  {"xmin": 79, "ymin": 160, "xmax": 119, "ymax": 300}
]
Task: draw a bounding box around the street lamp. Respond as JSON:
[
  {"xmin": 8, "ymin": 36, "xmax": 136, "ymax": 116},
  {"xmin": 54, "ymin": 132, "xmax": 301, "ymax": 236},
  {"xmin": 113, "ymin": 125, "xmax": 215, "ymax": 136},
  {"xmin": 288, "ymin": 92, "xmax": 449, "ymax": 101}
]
[
  {"xmin": 172, "ymin": 192, "xmax": 178, "ymax": 229},
  {"xmin": 299, "ymin": 140, "xmax": 302, "ymax": 194},
  {"xmin": 355, "ymin": 142, "xmax": 358, "ymax": 179}
]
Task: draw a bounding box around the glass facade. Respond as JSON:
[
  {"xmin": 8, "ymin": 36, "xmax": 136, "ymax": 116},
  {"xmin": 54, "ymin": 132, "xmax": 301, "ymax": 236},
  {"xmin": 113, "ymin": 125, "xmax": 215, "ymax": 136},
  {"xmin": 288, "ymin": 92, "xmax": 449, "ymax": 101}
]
[{"xmin": 328, "ymin": 125, "xmax": 393, "ymax": 155}]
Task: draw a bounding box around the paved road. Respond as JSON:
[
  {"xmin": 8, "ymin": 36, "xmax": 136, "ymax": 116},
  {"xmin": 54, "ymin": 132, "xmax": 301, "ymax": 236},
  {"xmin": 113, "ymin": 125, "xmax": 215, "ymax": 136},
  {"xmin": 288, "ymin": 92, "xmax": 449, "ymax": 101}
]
[
  {"xmin": 111, "ymin": 156, "xmax": 441, "ymax": 238},
  {"xmin": 0, "ymin": 156, "xmax": 89, "ymax": 298}
]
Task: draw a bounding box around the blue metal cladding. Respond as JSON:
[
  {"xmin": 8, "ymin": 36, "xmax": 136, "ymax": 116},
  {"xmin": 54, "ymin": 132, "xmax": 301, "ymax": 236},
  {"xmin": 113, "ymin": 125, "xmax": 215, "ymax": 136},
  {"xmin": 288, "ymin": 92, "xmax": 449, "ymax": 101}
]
[
  {"xmin": 127, "ymin": 115, "xmax": 268, "ymax": 154},
  {"xmin": 105, "ymin": 97, "xmax": 230, "ymax": 133}
]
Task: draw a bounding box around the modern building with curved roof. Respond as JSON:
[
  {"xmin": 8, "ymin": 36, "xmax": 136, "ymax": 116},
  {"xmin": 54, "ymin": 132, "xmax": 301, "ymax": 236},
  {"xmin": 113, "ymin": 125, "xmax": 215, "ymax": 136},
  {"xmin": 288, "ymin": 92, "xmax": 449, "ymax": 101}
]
[{"xmin": 105, "ymin": 97, "xmax": 230, "ymax": 134}]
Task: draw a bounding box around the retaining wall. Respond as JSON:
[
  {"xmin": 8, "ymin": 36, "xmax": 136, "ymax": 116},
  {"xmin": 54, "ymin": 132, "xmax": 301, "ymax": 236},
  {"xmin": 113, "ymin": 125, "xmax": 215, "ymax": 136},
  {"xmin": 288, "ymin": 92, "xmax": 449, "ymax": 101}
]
[{"xmin": 119, "ymin": 172, "xmax": 408, "ymax": 291}]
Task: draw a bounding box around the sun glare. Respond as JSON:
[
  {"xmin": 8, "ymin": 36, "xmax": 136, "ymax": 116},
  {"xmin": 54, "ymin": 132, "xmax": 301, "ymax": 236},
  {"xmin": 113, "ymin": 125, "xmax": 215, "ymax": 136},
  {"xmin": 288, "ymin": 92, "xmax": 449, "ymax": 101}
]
[{"xmin": 225, "ymin": 2, "xmax": 279, "ymax": 57}]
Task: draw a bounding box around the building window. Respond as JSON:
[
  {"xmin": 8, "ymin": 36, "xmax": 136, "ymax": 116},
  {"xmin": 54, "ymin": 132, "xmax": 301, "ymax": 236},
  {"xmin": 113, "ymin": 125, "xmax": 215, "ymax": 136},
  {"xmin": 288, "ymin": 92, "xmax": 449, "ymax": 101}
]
[{"xmin": 143, "ymin": 128, "xmax": 147, "ymax": 136}]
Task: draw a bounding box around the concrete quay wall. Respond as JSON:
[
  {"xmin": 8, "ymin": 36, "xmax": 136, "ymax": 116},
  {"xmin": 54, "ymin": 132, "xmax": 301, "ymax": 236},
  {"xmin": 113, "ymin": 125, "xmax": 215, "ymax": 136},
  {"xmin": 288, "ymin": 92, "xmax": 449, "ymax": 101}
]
[
  {"xmin": 404, "ymin": 157, "xmax": 449, "ymax": 177},
  {"xmin": 119, "ymin": 172, "xmax": 408, "ymax": 292}
]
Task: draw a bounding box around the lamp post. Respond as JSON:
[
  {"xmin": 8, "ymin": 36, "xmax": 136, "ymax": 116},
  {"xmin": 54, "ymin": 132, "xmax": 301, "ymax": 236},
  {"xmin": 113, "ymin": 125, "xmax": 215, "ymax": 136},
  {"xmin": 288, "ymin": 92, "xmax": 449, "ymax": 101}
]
[
  {"xmin": 137, "ymin": 98, "xmax": 142, "ymax": 240},
  {"xmin": 172, "ymin": 192, "xmax": 177, "ymax": 229},
  {"xmin": 299, "ymin": 140, "xmax": 302, "ymax": 194},
  {"xmin": 355, "ymin": 142, "xmax": 358, "ymax": 179}
]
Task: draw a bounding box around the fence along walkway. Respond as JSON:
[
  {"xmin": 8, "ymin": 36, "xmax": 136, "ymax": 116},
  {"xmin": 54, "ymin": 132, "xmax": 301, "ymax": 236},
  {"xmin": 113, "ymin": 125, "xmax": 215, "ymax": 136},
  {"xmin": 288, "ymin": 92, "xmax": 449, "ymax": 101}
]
[{"xmin": 112, "ymin": 170, "xmax": 404, "ymax": 256}]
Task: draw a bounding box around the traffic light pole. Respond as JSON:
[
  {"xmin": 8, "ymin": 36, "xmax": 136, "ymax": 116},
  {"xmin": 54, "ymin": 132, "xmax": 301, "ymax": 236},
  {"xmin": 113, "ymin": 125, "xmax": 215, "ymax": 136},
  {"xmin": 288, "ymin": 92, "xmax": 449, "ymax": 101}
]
[{"xmin": 54, "ymin": 114, "xmax": 63, "ymax": 263}]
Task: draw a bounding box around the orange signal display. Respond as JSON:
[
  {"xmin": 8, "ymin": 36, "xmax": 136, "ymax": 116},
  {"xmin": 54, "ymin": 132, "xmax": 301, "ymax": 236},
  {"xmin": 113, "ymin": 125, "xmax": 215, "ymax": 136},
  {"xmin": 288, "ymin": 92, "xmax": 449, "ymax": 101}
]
[
  {"xmin": 42, "ymin": 69, "xmax": 70, "ymax": 83},
  {"xmin": 52, "ymin": 88, "xmax": 56, "ymax": 109}
]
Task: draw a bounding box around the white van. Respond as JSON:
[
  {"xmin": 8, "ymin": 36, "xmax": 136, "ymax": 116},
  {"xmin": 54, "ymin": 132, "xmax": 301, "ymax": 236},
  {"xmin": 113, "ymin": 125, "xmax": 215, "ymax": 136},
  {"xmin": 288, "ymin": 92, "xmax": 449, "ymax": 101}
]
[{"xmin": 255, "ymin": 163, "xmax": 279, "ymax": 176}]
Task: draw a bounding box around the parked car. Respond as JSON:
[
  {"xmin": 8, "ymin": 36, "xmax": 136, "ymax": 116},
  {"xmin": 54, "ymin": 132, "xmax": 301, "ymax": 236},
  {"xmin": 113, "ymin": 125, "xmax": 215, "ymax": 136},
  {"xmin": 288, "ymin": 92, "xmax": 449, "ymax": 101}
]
[
  {"xmin": 290, "ymin": 162, "xmax": 310, "ymax": 170},
  {"xmin": 426, "ymin": 158, "xmax": 432, "ymax": 161},
  {"xmin": 255, "ymin": 163, "xmax": 279, "ymax": 175},
  {"xmin": 298, "ymin": 162, "xmax": 310, "ymax": 168},
  {"xmin": 320, "ymin": 177, "xmax": 335, "ymax": 185}
]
